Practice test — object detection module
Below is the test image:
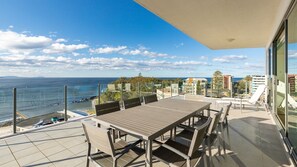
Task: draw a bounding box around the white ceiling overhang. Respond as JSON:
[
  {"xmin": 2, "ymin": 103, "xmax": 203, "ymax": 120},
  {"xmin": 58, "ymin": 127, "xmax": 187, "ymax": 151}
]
[{"xmin": 135, "ymin": 0, "xmax": 291, "ymax": 50}]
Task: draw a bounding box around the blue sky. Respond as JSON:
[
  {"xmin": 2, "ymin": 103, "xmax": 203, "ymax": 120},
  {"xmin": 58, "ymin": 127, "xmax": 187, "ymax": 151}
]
[{"xmin": 0, "ymin": 0, "xmax": 265, "ymax": 78}]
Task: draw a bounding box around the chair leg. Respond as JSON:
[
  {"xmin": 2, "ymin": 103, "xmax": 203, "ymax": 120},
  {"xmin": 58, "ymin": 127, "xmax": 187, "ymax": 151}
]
[
  {"xmin": 173, "ymin": 127, "xmax": 177, "ymax": 138},
  {"xmin": 112, "ymin": 129, "xmax": 116, "ymax": 143},
  {"xmin": 207, "ymin": 137, "xmax": 212, "ymax": 166},
  {"xmin": 113, "ymin": 158, "xmax": 117, "ymax": 167},
  {"xmin": 220, "ymin": 124, "xmax": 226, "ymax": 155},
  {"xmin": 216, "ymin": 128, "xmax": 221, "ymax": 156},
  {"xmin": 86, "ymin": 143, "xmax": 91, "ymax": 167},
  {"xmin": 203, "ymin": 140, "xmax": 208, "ymax": 167}
]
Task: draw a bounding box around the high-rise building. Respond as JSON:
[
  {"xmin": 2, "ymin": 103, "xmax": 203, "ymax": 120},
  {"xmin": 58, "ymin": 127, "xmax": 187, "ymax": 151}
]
[
  {"xmin": 251, "ymin": 75, "xmax": 266, "ymax": 95},
  {"xmin": 223, "ymin": 75, "xmax": 233, "ymax": 91},
  {"xmin": 288, "ymin": 74, "xmax": 297, "ymax": 93}
]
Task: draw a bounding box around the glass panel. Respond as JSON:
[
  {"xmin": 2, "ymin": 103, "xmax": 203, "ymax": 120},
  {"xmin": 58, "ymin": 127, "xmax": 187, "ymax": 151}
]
[
  {"xmin": 268, "ymin": 47, "xmax": 273, "ymax": 108},
  {"xmin": 0, "ymin": 89, "xmax": 13, "ymax": 136},
  {"xmin": 288, "ymin": 6, "xmax": 297, "ymax": 151},
  {"xmin": 122, "ymin": 83, "xmax": 142, "ymax": 101},
  {"xmin": 275, "ymin": 30, "xmax": 286, "ymax": 128},
  {"xmin": 16, "ymin": 87, "xmax": 64, "ymax": 132},
  {"xmin": 68, "ymin": 84, "xmax": 97, "ymax": 116},
  {"xmin": 98, "ymin": 83, "xmax": 121, "ymax": 103}
]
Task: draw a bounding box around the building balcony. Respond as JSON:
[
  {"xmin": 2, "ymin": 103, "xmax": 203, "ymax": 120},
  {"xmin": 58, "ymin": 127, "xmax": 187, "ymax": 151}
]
[{"xmin": 0, "ymin": 97, "xmax": 293, "ymax": 167}]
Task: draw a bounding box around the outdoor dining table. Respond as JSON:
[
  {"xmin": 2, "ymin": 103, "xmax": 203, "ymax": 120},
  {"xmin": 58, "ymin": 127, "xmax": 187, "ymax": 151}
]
[{"xmin": 92, "ymin": 98, "xmax": 211, "ymax": 167}]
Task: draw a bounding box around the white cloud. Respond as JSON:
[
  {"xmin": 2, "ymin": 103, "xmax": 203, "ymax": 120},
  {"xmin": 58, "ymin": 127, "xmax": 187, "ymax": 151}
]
[
  {"xmin": 8, "ymin": 25, "xmax": 14, "ymax": 29},
  {"xmin": 244, "ymin": 62, "xmax": 264, "ymax": 69},
  {"xmin": 89, "ymin": 46, "xmax": 127, "ymax": 54},
  {"xmin": 200, "ymin": 56, "xmax": 208, "ymax": 60},
  {"xmin": 289, "ymin": 50, "xmax": 297, "ymax": 58},
  {"xmin": 90, "ymin": 45, "xmax": 175, "ymax": 58},
  {"xmin": 43, "ymin": 43, "xmax": 89, "ymax": 54},
  {"xmin": 0, "ymin": 53, "xmax": 209, "ymax": 72},
  {"xmin": 173, "ymin": 61, "xmax": 210, "ymax": 66},
  {"xmin": 0, "ymin": 30, "xmax": 52, "ymax": 54},
  {"xmin": 213, "ymin": 55, "xmax": 247, "ymax": 63},
  {"xmin": 175, "ymin": 42, "xmax": 184, "ymax": 48},
  {"xmin": 72, "ymin": 52, "xmax": 81, "ymax": 56},
  {"xmin": 55, "ymin": 38, "xmax": 67, "ymax": 43}
]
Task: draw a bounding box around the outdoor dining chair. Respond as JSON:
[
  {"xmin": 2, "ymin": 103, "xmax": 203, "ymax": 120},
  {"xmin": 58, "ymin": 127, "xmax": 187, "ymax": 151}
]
[
  {"xmin": 205, "ymin": 103, "xmax": 232, "ymax": 155},
  {"xmin": 143, "ymin": 94, "xmax": 158, "ymax": 104},
  {"xmin": 177, "ymin": 108, "xmax": 223, "ymax": 163},
  {"xmin": 153, "ymin": 117, "xmax": 211, "ymax": 167},
  {"xmin": 95, "ymin": 101, "xmax": 127, "ymax": 141},
  {"xmin": 123, "ymin": 97, "xmax": 141, "ymax": 109},
  {"xmin": 82, "ymin": 122, "xmax": 144, "ymax": 167}
]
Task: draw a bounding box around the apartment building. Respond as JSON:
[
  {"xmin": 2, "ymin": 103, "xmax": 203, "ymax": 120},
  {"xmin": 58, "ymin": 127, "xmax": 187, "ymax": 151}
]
[
  {"xmin": 223, "ymin": 75, "xmax": 233, "ymax": 91},
  {"xmin": 182, "ymin": 78, "xmax": 207, "ymax": 95}
]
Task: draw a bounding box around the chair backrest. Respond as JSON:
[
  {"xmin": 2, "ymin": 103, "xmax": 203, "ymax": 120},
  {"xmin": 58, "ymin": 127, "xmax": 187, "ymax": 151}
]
[
  {"xmin": 82, "ymin": 122, "xmax": 115, "ymax": 157},
  {"xmin": 143, "ymin": 94, "xmax": 158, "ymax": 104},
  {"xmin": 123, "ymin": 97, "xmax": 141, "ymax": 109},
  {"xmin": 95, "ymin": 101, "xmax": 121, "ymax": 116},
  {"xmin": 248, "ymin": 85, "xmax": 266, "ymax": 104},
  {"xmin": 188, "ymin": 117, "xmax": 211, "ymax": 157},
  {"xmin": 220, "ymin": 102, "xmax": 232, "ymax": 123},
  {"xmin": 207, "ymin": 108, "xmax": 223, "ymax": 136}
]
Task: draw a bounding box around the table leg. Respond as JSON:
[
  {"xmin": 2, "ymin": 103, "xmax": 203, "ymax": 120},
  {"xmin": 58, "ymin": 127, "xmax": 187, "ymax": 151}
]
[
  {"xmin": 145, "ymin": 140, "xmax": 152, "ymax": 167},
  {"xmin": 207, "ymin": 107, "xmax": 210, "ymax": 117}
]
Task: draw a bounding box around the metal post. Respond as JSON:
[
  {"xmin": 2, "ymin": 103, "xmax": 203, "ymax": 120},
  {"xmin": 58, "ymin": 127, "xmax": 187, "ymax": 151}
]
[
  {"xmin": 138, "ymin": 82, "xmax": 140, "ymax": 97},
  {"xmin": 64, "ymin": 85, "xmax": 68, "ymax": 121},
  {"xmin": 121, "ymin": 82, "xmax": 123, "ymax": 102},
  {"xmin": 245, "ymin": 81, "xmax": 247, "ymax": 95},
  {"xmin": 231, "ymin": 83, "xmax": 233, "ymax": 98},
  {"xmin": 170, "ymin": 82, "xmax": 173, "ymax": 97},
  {"xmin": 152, "ymin": 82, "xmax": 154, "ymax": 94},
  {"xmin": 98, "ymin": 83, "xmax": 101, "ymax": 105},
  {"xmin": 211, "ymin": 82, "xmax": 213, "ymax": 98},
  {"xmin": 13, "ymin": 88, "xmax": 17, "ymax": 134},
  {"xmin": 162, "ymin": 81, "xmax": 165, "ymax": 99}
]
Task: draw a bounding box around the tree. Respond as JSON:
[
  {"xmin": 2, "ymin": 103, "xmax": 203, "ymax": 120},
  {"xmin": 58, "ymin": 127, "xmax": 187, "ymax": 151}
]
[
  {"xmin": 212, "ymin": 70, "xmax": 223, "ymax": 97},
  {"xmin": 196, "ymin": 80, "xmax": 201, "ymax": 95}
]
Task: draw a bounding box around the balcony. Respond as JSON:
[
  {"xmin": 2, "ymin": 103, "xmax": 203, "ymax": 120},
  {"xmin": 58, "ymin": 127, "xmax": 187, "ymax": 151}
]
[{"xmin": 0, "ymin": 97, "xmax": 293, "ymax": 167}]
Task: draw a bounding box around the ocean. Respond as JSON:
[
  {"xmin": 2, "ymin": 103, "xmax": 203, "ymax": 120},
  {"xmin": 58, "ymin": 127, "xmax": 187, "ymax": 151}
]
[
  {"xmin": 0, "ymin": 77, "xmax": 243, "ymax": 122},
  {"xmin": 0, "ymin": 78, "xmax": 118, "ymax": 122}
]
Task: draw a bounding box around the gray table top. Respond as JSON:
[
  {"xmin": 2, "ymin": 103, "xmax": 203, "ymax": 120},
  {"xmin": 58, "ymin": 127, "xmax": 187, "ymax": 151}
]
[{"xmin": 93, "ymin": 99, "xmax": 211, "ymax": 140}]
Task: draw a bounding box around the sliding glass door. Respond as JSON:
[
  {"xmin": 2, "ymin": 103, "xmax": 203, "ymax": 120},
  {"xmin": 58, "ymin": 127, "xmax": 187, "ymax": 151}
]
[
  {"xmin": 288, "ymin": 5, "xmax": 297, "ymax": 151},
  {"xmin": 274, "ymin": 29, "xmax": 286, "ymax": 129}
]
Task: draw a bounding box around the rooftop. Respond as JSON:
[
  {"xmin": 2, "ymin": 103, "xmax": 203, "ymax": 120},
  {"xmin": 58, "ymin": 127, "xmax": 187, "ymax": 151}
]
[{"xmin": 0, "ymin": 98, "xmax": 293, "ymax": 167}]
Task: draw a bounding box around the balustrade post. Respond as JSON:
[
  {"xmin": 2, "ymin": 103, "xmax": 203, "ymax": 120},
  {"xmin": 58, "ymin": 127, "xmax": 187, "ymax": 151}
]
[
  {"xmin": 64, "ymin": 85, "xmax": 68, "ymax": 121},
  {"xmin": 98, "ymin": 83, "xmax": 101, "ymax": 105},
  {"xmin": 13, "ymin": 88, "xmax": 17, "ymax": 134},
  {"xmin": 138, "ymin": 82, "xmax": 140, "ymax": 97}
]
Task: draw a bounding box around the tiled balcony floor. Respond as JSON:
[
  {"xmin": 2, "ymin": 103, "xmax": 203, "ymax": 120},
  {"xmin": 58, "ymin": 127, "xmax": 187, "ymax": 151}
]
[{"xmin": 0, "ymin": 105, "xmax": 294, "ymax": 167}]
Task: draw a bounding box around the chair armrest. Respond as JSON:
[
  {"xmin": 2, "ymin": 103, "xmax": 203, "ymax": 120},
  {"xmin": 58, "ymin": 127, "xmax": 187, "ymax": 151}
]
[
  {"xmin": 153, "ymin": 139, "xmax": 189, "ymax": 159},
  {"xmin": 161, "ymin": 142, "xmax": 190, "ymax": 160},
  {"xmin": 177, "ymin": 124, "xmax": 195, "ymax": 133},
  {"xmin": 115, "ymin": 139, "xmax": 143, "ymax": 159},
  {"xmin": 209, "ymin": 109, "xmax": 220, "ymax": 112}
]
